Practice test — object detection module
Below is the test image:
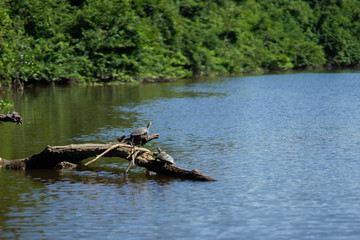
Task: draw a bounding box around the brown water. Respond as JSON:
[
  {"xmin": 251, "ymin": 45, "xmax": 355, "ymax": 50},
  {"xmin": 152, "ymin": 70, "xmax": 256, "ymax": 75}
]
[{"xmin": 1, "ymin": 73, "xmax": 360, "ymax": 239}]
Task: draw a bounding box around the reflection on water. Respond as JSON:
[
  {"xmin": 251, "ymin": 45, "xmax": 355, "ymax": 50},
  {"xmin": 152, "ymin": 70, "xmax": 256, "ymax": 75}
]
[{"xmin": 2, "ymin": 72, "xmax": 360, "ymax": 239}]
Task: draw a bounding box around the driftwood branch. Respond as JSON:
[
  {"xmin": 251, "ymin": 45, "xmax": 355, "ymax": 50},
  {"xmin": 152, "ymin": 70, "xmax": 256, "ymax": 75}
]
[
  {"xmin": 0, "ymin": 143, "xmax": 216, "ymax": 181},
  {"xmin": 0, "ymin": 111, "xmax": 23, "ymax": 125},
  {"xmin": 122, "ymin": 134, "xmax": 160, "ymax": 146},
  {"xmin": 84, "ymin": 143, "xmax": 123, "ymax": 166}
]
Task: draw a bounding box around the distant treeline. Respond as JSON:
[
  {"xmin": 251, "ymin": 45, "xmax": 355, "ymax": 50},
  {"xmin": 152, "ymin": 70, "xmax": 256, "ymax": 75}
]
[{"xmin": 1, "ymin": 0, "xmax": 360, "ymax": 84}]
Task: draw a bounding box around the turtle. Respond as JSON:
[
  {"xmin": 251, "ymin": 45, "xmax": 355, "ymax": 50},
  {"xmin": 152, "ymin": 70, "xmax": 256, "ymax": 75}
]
[
  {"xmin": 131, "ymin": 122, "xmax": 152, "ymax": 138},
  {"xmin": 155, "ymin": 147, "xmax": 175, "ymax": 165},
  {"xmin": 129, "ymin": 122, "xmax": 152, "ymax": 146}
]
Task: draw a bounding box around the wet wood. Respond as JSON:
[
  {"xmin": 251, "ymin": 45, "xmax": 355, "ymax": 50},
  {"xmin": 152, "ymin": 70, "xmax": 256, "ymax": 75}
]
[
  {"xmin": 0, "ymin": 143, "xmax": 216, "ymax": 181},
  {"xmin": 84, "ymin": 143, "xmax": 125, "ymax": 166},
  {"xmin": 0, "ymin": 111, "xmax": 23, "ymax": 125},
  {"xmin": 124, "ymin": 133, "xmax": 160, "ymax": 146}
]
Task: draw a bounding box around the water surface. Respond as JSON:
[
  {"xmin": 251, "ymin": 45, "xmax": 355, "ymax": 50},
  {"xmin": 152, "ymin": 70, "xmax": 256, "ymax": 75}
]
[{"xmin": 1, "ymin": 72, "xmax": 360, "ymax": 239}]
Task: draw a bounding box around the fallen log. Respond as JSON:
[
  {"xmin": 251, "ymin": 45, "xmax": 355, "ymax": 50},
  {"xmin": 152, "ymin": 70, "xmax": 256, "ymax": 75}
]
[
  {"xmin": 0, "ymin": 111, "xmax": 23, "ymax": 125},
  {"xmin": 0, "ymin": 143, "xmax": 216, "ymax": 181}
]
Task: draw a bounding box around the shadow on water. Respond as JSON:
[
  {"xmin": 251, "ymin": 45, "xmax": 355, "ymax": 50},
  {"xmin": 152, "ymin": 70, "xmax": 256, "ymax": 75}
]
[
  {"xmin": 0, "ymin": 161, "xmax": 185, "ymax": 233},
  {"xmin": 23, "ymin": 167, "xmax": 189, "ymax": 185}
]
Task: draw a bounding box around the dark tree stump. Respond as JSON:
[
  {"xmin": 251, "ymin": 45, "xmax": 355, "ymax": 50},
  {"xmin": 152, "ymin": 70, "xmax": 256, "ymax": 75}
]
[{"xmin": 0, "ymin": 111, "xmax": 23, "ymax": 125}]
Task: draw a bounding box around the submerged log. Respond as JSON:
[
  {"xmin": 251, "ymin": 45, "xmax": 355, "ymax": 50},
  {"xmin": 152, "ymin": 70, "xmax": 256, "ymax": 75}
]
[
  {"xmin": 0, "ymin": 143, "xmax": 216, "ymax": 181},
  {"xmin": 0, "ymin": 111, "xmax": 23, "ymax": 125}
]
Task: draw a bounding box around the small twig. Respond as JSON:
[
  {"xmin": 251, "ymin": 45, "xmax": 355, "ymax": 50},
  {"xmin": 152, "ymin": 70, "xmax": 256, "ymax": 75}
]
[
  {"xmin": 84, "ymin": 144, "xmax": 123, "ymax": 166},
  {"xmin": 126, "ymin": 144, "xmax": 135, "ymax": 159},
  {"xmin": 125, "ymin": 145, "xmax": 141, "ymax": 173},
  {"xmin": 125, "ymin": 152, "xmax": 136, "ymax": 173}
]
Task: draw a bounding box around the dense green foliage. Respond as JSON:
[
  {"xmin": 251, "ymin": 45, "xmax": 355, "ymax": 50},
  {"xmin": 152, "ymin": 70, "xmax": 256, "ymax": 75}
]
[
  {"xmin": 0, "ymin": 99, "xmax": 13, "ymax": 112},
  {"xmin": 0, "ymin": 0, "xmax": 359, "ymax": 84}
]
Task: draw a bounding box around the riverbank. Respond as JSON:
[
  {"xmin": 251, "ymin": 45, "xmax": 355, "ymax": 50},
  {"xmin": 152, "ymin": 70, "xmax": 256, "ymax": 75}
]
[
  {"xmin": 1, "ymin": 65, "xmax": 359, "ymax": 90},
  {"xmin": 2, "ymin": 1, "xmax": 360, "ymax": 87}
]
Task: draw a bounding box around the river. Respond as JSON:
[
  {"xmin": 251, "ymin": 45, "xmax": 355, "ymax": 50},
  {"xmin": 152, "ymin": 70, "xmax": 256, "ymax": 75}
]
[{"xmin": 1, "ymin": 72, "xmax": 360, "ymax": 239}]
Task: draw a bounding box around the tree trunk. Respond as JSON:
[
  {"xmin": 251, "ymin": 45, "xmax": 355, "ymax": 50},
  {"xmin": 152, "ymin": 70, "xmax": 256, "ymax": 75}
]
[{"xmin": 0, "ymin": 143, "xmax": 216, "ymax": 181}]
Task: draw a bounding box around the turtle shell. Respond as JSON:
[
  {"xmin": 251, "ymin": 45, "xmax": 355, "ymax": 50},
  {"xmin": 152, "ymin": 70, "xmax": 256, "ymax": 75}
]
[
  {"xmin": 130, "ymin": 127, "xmax": 149, "ymax": 137},
  {"xmin": 156, "ymin": 152, "xmax": 175, "ymax": 165}
]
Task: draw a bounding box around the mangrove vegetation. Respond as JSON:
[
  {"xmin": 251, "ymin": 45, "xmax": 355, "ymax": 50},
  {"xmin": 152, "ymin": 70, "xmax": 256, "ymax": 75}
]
[{"xmin": 0, "ymin": 0, "xmax": 360, "ymax": 85}]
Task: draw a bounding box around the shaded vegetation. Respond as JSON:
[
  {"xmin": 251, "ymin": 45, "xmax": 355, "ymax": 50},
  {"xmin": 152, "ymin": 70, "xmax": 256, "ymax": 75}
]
[
  {"xmin": 0, "ymin": 99, "xmax": 14, "ymax": 113},
  {"xmin": 0, "ymin": 0, "xmax": 359, "ymax": 85}
]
